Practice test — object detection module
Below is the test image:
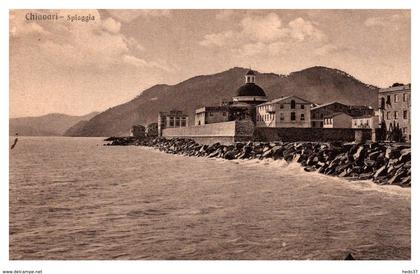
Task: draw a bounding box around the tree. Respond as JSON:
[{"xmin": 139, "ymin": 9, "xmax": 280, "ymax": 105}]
[{"xmin": 386, "ymin": 122, "xmax": 405, "ymax": 142}]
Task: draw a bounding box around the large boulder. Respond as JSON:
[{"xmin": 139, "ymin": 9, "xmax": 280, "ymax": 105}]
[
  {"xmin": 385, "ymin": 147, "xmax": 401, "ymax": 159},
  {"xmin": 374, "ymin": 165, "xmax": 387, "ymax": 179}
]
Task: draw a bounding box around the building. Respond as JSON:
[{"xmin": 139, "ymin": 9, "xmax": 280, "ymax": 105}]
[
  {"xmin": 194, "ymin": 69, "xmax": 268, "ymax": 125},
  {"xmin": 323, "ymin": 112, "xmax": 354, "ymax": 128},
  {"xmin": 130, "ymin": 125, "xmax": 146, "ymax": 137},
  {"xmin": 352, "ymin": 115, "xmax": 379, "ymax": 129},
  {"xmin": 310, "ymin": 101, "xmax": 374, "ymax": 128},
  {"xmin": 158, "ymin": 110, "xmax": 189, "ymax": 136},
  {"xmin": 348, "ymin": 105, "xmax": 375, "ymax": 117},
  {"xmin": 310, "ymin": 102, "xmax": 349, "ymax": 128},
  {"xmin": 232, "ymin": 70, "xmax": 268, "ymax": 106},
  {"xmin": 256, "ymin": 96, "xmax": 312, "ymax": 128},
  {"xmin": 378, "ymin": 83, "xmax": 411, "ymax": 141},
  {"xmin": 195, "ymin": 106, "xmax": 230, "ymax": 126},
  {"xmin": 146, "ymin": 122, "xmax": 158, "ymax": 137}
]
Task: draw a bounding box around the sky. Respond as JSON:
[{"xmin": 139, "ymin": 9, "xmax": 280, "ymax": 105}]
[{"xmin": 9, "ymin": 9, "xmax": 410, "ymax": 118}]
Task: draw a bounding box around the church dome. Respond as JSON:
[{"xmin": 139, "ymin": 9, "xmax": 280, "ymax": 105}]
[{"xmin": 236, "ymin": 83, "xmax": 266, "ymax": 97}]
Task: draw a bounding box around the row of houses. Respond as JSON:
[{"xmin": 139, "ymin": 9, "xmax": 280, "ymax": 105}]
[{"xmin": 135, "ymin": 70, "xmax": 411, "ymax": 142}]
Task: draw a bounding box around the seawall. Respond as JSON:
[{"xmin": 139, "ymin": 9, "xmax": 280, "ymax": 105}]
[
  {"xmin": 162, "ymin": 120, "xmax": 254, "ymax": 145},
  {"xmin": 161, "ymin": 120, "xmax": 380, "ymax": 144}
]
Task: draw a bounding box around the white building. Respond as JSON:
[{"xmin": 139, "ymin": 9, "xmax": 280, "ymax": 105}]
[
  {"xmin": 352, "ymin": 115, "xmax": 379, "ymax": 129},
  {"xmin": 256, "ymin": 96, "xmax": 312, "ymax": 128}
]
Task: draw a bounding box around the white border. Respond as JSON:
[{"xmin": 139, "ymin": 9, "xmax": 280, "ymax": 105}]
[{"xmin": 1, "ymin": 0, "xmax": 417, "ymax": 274}]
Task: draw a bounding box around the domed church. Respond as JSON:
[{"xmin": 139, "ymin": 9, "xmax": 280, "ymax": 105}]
[
  {"xmin": 194, "ymin": 69, "xmax": 268, "ymax": 125},
  {"xmin": 232, "ymin": 70, "xmax": 268, "ymax": 106}
]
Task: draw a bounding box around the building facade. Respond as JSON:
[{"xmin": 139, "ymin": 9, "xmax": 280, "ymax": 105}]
[
  {"xmin": 130, "ymin": 125, "xmax": 146, "ymax": 137},
  {"xmin": 310, "ymin": 102, "xmax": 349, "ymax": 128},
  {"xmin": 256, "ymin": 96, "xmax": 312, "ymax": 128},
  {"xmin": 352, "ymin": 115, "xmax": 379, "ymax": 129},
  {"xmin": 194, "ymin": 106, "xmax": 230, "ymax": 126},
  {"xmin": 158, "ymin": 110, "xmax": 189, "ymax": 136},
  {"xmin": 310, "ymin": 102, "xmax": 374, "ymax": 128},
  {"xmin": 378, "ymin": 84, "xmax": 411, "ymax": 141},
  {"xmin": 146, "ymin": 122, "xmax": 158, "ymax": 137},
  {"xmin": 323, "ymin": 112, "xmax": 353, "ymax": 128}
]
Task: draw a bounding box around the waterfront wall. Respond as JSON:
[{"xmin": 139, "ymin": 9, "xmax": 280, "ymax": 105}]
[
  {"xmin": 162, "ymin": 120, "xmax": 254, "ymax": 145},
  {"xmin": 163, "ymin": 121, "xmax": 376, "ymax": 144},
  {"xmin": 254, "ymin": 127, "xmax": 373, "ymax": 143}
]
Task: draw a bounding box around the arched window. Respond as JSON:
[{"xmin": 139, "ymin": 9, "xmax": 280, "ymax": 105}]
[{"xmin": 291, "ymin": 100, "xmax": 296, "ymax": 109}]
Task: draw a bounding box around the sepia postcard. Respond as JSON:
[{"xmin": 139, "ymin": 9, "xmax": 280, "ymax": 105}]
[{"xmin": 3, "ymin": 4, "xmax": 417, "ymax": 274}]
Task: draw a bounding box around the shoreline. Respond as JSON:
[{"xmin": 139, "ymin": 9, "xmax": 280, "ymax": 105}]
[{"xmin": 104, "ymin": 137, "xmax": 411, "ymax": 188}]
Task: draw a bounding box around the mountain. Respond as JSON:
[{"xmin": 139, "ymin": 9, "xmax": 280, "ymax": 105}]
[
  {"xmin": 10, "ymin": 112, "xmax": 99, "ymax": 136},
  {"xmin": 65, "ymin": 66, "xmax": 379, "ymax": 137}
]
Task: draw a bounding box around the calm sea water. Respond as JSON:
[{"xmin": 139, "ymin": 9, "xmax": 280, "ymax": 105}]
[{"xmin": 9, "ymin": 137, "xmax": 411, "ymax": 260}]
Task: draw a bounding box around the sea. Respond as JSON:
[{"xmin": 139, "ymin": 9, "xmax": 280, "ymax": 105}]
[{"xmin": 9, "ymin": 137, "xmax": 411, "ymax": 260}]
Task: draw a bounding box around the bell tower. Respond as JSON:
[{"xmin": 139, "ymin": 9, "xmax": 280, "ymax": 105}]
[{"xmin": 245, "ymin": 69, "xmax": 255, "ymax": 84}]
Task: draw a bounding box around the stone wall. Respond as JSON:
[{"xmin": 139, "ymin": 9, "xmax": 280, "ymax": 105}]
[
  {"xmin": 254, "ymin": 127, "xmax": 372, "ymax": 142},
  {"xmin": 162, "ymin": 120, "xmax": 254, "ymax": 145},
  {"xmin": 163, "ymin": 121, "xmax": 376, "ymax": 144}
]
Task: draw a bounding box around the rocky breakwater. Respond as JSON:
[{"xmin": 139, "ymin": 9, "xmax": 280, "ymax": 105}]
[{"xmin": 104, "ymin": 137, "xmax": 411, "ymax": 187}]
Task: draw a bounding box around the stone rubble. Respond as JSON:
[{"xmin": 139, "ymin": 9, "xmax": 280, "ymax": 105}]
[{"xmin": 104, "ymin": 136, "xmax": 411, "ymax": 187}]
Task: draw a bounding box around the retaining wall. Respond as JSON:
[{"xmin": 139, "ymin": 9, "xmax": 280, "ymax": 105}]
[
  {"xmin": 162, "ymin": 120, "xmax": 254, "ymax": 145},
  {"xmin": 254, "ymin": 127, "xmax": 373, "ymax": 142}
]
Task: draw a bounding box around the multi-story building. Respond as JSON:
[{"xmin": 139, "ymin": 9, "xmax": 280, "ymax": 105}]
[
  {"xmin": 378, "ymin": 84, "xmax": 411, "ymax": 141},
  {"xmin": 194, "ymin": 106, "xmax": 230, "ymax": 126},
  {"xmin": 158, "ymin": 110, "xmax": 189, "ymax": 136},
  {"xmin": 311, "ymin": 101, "xmax": 374, "ymax": 128},
  {"xmin": 310, "ymin": 102, "xmax": 349, "ymax": 128},
  {"xmin": 256, "ymin": 96, "xmax": 312, "ymax": 128}
]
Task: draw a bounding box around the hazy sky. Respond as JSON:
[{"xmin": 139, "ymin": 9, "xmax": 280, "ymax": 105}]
[{"xmin": 10, "ymin": 9, "xmax": 410, "ymax": 118}]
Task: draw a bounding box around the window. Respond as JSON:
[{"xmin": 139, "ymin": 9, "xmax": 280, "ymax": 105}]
[
  {"xmin": 169, "ymin": 117, "xmax": 175, "ymax": 127},
  {"xmin": 380, "ymin": 97, "xmax": 385, "ymax": 109},
  {"xmin": 394, "ymin": 94, "xmax": 399, "ymax": 102},
  {"xmin": 386, "ymin": 95, "xmax": 391, "ymax": 104},
  {"xmin": 175, "ymin": 117, "xmax": 180, "ymax": 127},
  {"xmin": 394, "ymin": 111, "xmax": 398, "ymax": 119},
  {"xmin": 291, "ymin": 100, "xmax": 296, "ymax": 109},
  {"xmin": 320, "ymin": 122, "xmax": 323, "ymax": 127},
  {"xmin": 311, "ymin": 113, "xmax": 315, "ymax": 119},
  {"xmin": 280, "ymin": 103, "xmax": 284, "ymax": 109},
  {"xmin": 403, "ymin": 93, "xmax": 408, "ymax": 102},
  {"xmin": 181, "ymin": 118, "xmax": 186, "ymax": 127},
  {"xmin": 320, "ymin": 113, "xmax": 324, "ymax": 119},
  {"xmin": 312, "ymin": 121, "xmax": 315, "ymax": 127},
  {"xmin": 386, "ymin": 111, "xmax": 390, "ymax": 120},
  {"xmin": 403, "ymin": 110, "xmax": 408, "ymax": 119},
  {"xmin": 291, "ymin": 112, "xmax": 296, "ymax": 121},
  {"xmin": 222, "ymin": 112, "xmax": 226, "ymax": 116},
  {"xmin": 301, "ymin": 104, "xmax": 305, "ymax": 109},
  {"xmin": 403, "ymin": 127, "xmax": 407, "ymax": 134},
  {"xmin": 300, "ymin": 113, "xmax": 305, "ymax": 121},
  {"xmin": 280, "ymin": 113, "xmax": 284, "ymax": 120}
]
